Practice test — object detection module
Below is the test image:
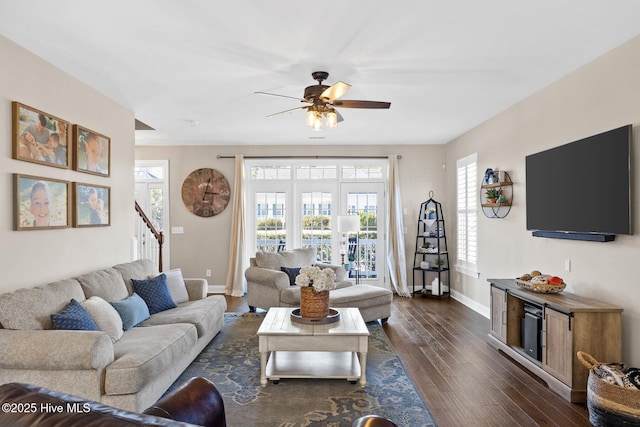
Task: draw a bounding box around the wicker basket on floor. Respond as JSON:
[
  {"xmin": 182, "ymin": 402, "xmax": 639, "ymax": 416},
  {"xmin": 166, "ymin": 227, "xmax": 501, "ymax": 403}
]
[{"xmin": 577, "ymin": 351, "xmax": 640, "ymax": 427}]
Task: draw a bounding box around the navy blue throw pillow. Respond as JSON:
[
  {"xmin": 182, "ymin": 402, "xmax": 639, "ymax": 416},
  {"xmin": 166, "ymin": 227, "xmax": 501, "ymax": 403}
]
[
  {"xmin": 280, "ymin": 267, "xmax": 302, "ymax": 286},
  {"xmin": 131, "ymin": 274, "xmax": 177, "ymax": 315},
  {"xmin": 51, "ymin": 299, "xmax": 99, "ymax": 331}
]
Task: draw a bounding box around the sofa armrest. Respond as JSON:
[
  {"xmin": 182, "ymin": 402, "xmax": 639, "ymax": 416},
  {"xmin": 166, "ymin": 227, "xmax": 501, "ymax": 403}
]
[
  {"xmin": 144, "ymin": 377, "xmax": 226, "ymax": 427},
  {"xmin": 184, "ymin": 278, "xmax": 208, "ymax": 300},
  {"xmin": 245, "ymin": 266, "xmax": 290, "ymax": 290},
  {"xmin": 0, "ymin": 330, "xmax": 114, "ymax": 370},
  {"xmin": 316, "ymin": 262, "xmax": 347, "ymax": 282}
]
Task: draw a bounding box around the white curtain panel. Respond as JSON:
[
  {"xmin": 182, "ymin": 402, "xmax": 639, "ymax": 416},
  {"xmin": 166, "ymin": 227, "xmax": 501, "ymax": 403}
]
[
  {"xmin": 386, "ymin": 155, "xmax": 410, "ymax": 297},
  {"xmin": 225, "ymin": 154, "xmax": 246, "ymax": 297}
]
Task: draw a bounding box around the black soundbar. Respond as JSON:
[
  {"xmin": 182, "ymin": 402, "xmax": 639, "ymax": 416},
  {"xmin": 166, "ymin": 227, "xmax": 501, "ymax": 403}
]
[{"xmin": 531, "ymin": 230, "xmax": 616, "ymax": 242}]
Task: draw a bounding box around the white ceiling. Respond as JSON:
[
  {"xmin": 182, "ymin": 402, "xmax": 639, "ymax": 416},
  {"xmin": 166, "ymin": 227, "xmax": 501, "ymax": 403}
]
[{"xmin": 2, "ymin": 1, "xmax": 640, "ymax": 146}]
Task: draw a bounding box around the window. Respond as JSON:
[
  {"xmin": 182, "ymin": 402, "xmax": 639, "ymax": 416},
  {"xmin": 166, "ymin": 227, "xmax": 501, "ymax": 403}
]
[
  {"xmin": 456, "ymin": 153, "xmax": 478, "ymax": 276},
  {"xmin": 255, "ymin": 192, "xmax": 286, "ymax": 252}
]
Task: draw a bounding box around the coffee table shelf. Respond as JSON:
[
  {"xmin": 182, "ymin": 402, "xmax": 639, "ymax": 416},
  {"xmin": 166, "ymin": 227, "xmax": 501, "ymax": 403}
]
[{"xmin": 265, "ymin": 351, "xmax": 361, "ymax": 383}]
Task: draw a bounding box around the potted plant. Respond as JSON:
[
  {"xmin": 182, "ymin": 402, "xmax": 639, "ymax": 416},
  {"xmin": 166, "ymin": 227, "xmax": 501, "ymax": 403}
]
[{"xmin": 485, "ymin": 188, "xmax": 502, "ymax": 204}]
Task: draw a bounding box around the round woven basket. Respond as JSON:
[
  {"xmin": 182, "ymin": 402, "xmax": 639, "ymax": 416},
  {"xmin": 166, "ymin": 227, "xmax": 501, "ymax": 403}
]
[
  {"xmin": 577, "ymin": 351, "xmax": 640, "ymax": 426},
  {"xmin": 300, "ymin": 287, "xmax": 329, "ymax": 318}
]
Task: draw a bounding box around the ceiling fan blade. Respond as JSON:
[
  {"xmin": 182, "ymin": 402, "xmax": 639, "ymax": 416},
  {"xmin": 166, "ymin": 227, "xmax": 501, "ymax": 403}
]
[
  {"xmin": 320, "ymin": 82, "xmax": 351, "ymax": 101},
  {"xmin": 255, "ymin": 91, "xmax": 309, "ymax": 103},
  {"xmin": 333, "ymin": 100, "xmax": 391, "ymax": 109},
  {"xmin": 266, "ymin": 106, "xmax": 308, "ymax": 118}
]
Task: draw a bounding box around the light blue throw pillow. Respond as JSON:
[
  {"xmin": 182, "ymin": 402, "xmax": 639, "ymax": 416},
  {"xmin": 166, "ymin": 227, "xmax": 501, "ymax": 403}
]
[
  {"xmin": 51, "ymin": 299, "xmax": 99, "ymax": 331},
  {"xmin": 110, "ymin": 293, "xmax": 150, "ymax": 330},
  {"xmin": 131, "ymin": 274, "xmax": 177, "ymax": 315}
]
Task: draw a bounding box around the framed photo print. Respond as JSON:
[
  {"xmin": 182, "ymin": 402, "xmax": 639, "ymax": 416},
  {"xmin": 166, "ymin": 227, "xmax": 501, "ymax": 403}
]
[
  {"xmin": 12, "ymin": 102, "xmax": 71, "ymax": 168},
  {"xmin": 14, "ymin": 174, "xmax": 70, "ymax": 230},
  {"xmin": 73, "ymin": 125, "xmax": 110, "ymax": 176},
  {"xmin": 73, "ymin": 183, "xmax": 111, "ymax": 227}
]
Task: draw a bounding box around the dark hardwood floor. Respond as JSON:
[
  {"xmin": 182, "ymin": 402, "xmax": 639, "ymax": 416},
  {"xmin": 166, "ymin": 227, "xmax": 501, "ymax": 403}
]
[{"xmin": 223, "ymin": 294, "xmax": 591, "ymax": 427}]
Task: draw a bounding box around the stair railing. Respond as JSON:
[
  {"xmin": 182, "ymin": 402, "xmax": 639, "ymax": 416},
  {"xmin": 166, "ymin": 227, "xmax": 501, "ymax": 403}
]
[{"xmin": 134, "ymin": 201, "xmax": 164, "ymax": 272}]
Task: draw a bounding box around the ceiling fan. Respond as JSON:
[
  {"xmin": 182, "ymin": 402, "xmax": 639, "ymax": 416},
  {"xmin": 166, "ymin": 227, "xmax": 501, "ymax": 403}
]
[{"xmin": 256, "ymin": 71, "xmax": 391, "ymax": 130}]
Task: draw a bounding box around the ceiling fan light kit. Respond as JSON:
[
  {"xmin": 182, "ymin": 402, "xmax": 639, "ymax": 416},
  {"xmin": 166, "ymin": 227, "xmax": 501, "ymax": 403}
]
[{"xmin": 257, "ymin": 71, "xmax": 390, "ymax": 131}]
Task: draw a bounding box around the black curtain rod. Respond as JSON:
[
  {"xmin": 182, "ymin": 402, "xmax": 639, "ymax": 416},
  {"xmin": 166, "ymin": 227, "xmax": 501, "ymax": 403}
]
[{"xmin": 216, "ymin": 155, "xmax": 402, "ymax": 160}]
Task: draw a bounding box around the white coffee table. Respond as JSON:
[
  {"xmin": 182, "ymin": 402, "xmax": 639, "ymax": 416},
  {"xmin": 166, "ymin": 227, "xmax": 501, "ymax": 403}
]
[{"xmin": 257, "ymin": 307, "xmax": 369, "ymax": 387}]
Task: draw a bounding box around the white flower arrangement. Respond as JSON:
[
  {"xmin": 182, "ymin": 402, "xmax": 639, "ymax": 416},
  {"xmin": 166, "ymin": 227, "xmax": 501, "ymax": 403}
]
[{"xmin": 295, "ymin": 265, "xmax": 337, "ymax": 292}]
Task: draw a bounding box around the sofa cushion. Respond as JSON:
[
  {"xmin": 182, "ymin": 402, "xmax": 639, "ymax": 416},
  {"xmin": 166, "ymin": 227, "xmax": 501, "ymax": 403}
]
[
  {"xmin": 255, "ymin": 247, "xmax": 316, "ymax": 270},
  {"xmin": 110, "ymin": 294, "xmax": 150, "ymax": 331},
  {"xmin": 105, "ymin": 323, "xmax": 198, "ymax": 395},
  {"xmin": 132, "ymin": 275, "xmax": 176, "ymax": 315},
  {"xmin": 113, "ymin": 259, "xmax": 158, "ymax": 294},
  {"xmin": 77, "ymin": 268, "xmax": 129, "ymax": 303},
  {"xmin": 81, "ymin": 296, "xmax": 124, "ymax": 342},
  {"xmin": 51, "ymin": 299, "xmax": 99, "ymax": 331},
  {"xmin": 0, "ymin": 279, "xmax": 85, "ymax": 330},
  {"xmin": 155, "ymin": 268, "xmax": 189, "ymax": 304},
  {"xmin": 139, "ymin": 295, "xmax": 226, "ymax": 338}
]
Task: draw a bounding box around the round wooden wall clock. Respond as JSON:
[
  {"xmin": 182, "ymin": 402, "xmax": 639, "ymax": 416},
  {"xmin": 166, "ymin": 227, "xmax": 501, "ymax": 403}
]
[{"xmin": 181, "ymin": 168, "xmax": 231, "ymax": 217}]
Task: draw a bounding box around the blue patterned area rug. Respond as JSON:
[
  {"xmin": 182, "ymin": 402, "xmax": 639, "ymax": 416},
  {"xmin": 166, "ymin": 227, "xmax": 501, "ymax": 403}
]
[{"xmin": 166, "ymin": 313, "xmax": 437, "ymax": 427}]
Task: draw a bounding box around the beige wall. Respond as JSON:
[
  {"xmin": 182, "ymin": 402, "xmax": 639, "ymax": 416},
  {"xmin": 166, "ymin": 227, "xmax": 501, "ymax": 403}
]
[
  {"xmin": 445, "ymin": 33, "xmax": 640, "ymax": 365},
  {"xmin": 135, "ymin": 144, "xmax": 446, "ymax": 289},
  {"xmin": 0, "ymin": 36, "xmax": 135, "ymax": 292}
]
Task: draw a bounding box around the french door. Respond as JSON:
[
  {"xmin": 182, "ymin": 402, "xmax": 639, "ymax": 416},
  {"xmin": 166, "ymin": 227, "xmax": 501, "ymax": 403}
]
[
  {"xmin": 341, "ymin": 183, "xmax": 385, "ymax": 282},
  {"xmin": 246, "ymin": 160, "xmax": 386, "ymax": 287},
  {"xmin": 296, "ymin": 183, "xmax": 338, "ymax": 264}
]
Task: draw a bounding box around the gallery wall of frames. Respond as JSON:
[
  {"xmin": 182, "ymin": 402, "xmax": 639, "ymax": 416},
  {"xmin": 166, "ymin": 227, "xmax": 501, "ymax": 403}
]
[{"xmin": 12, "ymin": 101, "xmax": 112, "ymax": 230}]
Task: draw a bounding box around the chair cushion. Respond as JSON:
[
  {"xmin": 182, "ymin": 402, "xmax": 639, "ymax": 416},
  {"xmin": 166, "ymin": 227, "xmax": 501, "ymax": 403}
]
[
  {"xmin": 81, "ymin": 296, "xmax": 124, "ymax": 342},
  {"xmin": 329, "ymin": 284, "xmax": 394, "ymax": 309},
  {"xmin": 132, "ymin": 275, "xmax": 177, "ymax": 315},
  {"xmin": 255, "ymin": 247, "xmax": 316, "ymax": 270},
  {"xmin": 51, "ymin": 299, "xmax": 99, "ymax": 331},
  {"xmin": 110, "ymin": 294, "xmax": 150, "ymax": 331}
]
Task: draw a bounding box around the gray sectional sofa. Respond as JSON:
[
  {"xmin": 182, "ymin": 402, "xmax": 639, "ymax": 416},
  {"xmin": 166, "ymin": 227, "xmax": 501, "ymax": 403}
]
[{"xmin": 0, "ymin": 259, "xmax": 226, "ymax": 412}]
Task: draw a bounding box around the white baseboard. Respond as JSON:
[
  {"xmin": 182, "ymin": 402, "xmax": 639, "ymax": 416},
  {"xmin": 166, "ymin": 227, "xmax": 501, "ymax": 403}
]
[
  {"xmin": 450, "ymin": 289, "xmax": 490, "ymax": 319},
  {"xmin": 208, "ymin": 284, "xmax": 226, "ymax": 294}
]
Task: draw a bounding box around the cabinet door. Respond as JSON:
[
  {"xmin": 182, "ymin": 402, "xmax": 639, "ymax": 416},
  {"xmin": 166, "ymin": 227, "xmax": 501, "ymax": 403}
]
[
  {"xmin": 490, "ymin": 286, "xmax": 507, "ymax": 343},
  {"xmin": 543, "ymin": 308, "xmax": 573, "ymax": 386}
]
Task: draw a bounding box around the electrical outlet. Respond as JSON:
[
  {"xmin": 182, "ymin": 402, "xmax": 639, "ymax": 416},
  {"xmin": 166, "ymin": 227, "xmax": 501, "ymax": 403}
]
[
  {"xmin": 564, "ymin": 259, "xmax": 571, "ymax": 272},
  {"xmin": 206, "ymin": 269, "xmax": 212, "ymax": 277}
]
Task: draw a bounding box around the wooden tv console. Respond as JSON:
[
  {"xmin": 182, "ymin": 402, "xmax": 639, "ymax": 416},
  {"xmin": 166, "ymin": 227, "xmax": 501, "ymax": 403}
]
[{"xmin": 487, "ymin": 278, "xmax": 622, "ymax": 403}]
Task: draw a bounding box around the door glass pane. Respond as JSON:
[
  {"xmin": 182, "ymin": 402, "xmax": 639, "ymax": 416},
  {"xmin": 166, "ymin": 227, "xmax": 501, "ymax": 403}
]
[
  {"xmin": 301, "ymin": 192, "xmax": 332, "ymax": 263},
  {"xmin": 149, "ymin": 187, "xmax": 164, "ymax": 231},
  {"xmin": 255, "ymin": 192, "xmax": 286, "ymax": 252},
  {"xmin": 347, "ymin": 192, "xmax": 378, "ymax": 279}
]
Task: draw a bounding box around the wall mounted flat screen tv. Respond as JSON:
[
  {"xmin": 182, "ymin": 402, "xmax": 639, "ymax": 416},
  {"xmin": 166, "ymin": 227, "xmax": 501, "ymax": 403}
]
[{"xmin": 526, "ymin": 125, "xmax": 631, "ymax": 241}]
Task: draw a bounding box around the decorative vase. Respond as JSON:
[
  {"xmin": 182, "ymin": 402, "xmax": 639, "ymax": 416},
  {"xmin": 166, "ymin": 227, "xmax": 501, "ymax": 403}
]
[{"xmin": 300, "ymin": 286, "xmax": 329, "ymax": 318}]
